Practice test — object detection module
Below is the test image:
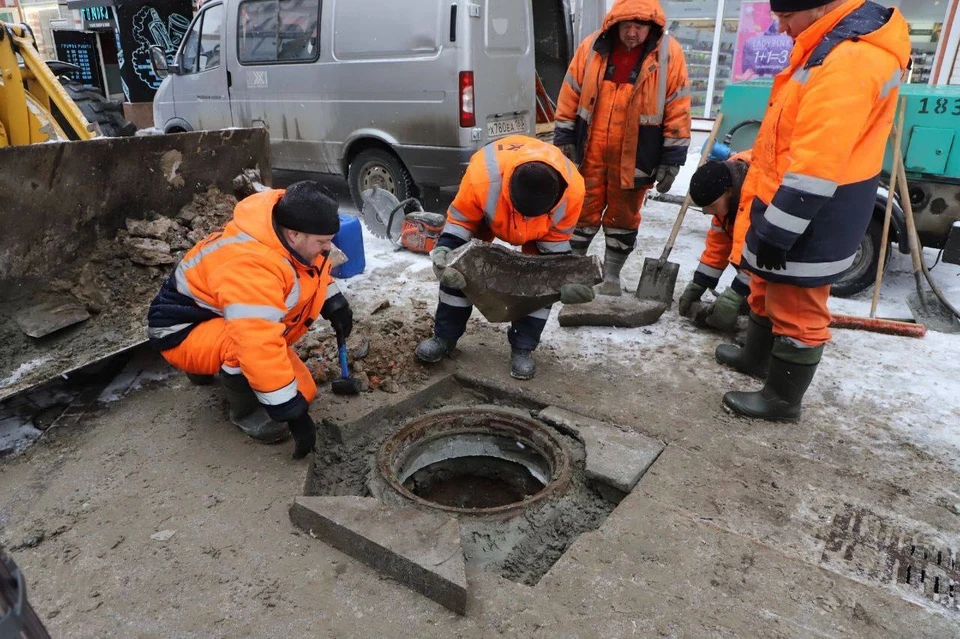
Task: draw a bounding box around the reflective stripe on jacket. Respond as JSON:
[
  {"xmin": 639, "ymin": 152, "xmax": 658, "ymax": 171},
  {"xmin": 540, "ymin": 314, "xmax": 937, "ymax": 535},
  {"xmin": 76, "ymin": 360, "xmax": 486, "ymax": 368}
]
[
  {"xmin": 147, "ymin": 189, "xmax": 337, "ymax": 406},
  {"xmin": 554, "ymin": 0, "xmax": 691, "ymax": 189},
  {"xmin": 739, "ymin": 0, "xmax": 910, "ymax": 287},
  {"xmin": 440, "ymin": 135, "xmax": 585, "ymax": 253}
]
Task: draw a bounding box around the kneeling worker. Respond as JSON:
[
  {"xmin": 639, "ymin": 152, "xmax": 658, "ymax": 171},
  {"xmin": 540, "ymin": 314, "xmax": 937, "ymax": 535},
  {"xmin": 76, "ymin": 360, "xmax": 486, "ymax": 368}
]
[
  {"xmin": 678, "ymin": 155, "xmax": 751, "ymax": 331},
  {"xmin": 416, "ymin": 135, "xmax": 594, "ymax": 380},
  {"xmin": 147, "ymin": 181, "xmax": 353, "ymax": 458}
]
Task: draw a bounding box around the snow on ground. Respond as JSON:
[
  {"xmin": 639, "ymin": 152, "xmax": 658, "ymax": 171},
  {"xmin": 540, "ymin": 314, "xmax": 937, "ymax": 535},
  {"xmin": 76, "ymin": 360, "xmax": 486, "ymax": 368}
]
[{"xmin": 335, "ymin": 137, "xmax": 960, "ymax": 470}]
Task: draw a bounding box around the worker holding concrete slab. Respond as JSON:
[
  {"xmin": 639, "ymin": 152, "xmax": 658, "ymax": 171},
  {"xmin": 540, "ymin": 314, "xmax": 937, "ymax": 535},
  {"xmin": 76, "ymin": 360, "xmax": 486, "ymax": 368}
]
[
  {"xmin": 717, "ymin": 0, "xmax": 910, "ymax": 421},
  {"xmin": 554, "ymin": 0, "xmax": 691, "ymax": 296},
  {"xmin": 679, "ymin": 155, "xmax": 752, "ymax": 331},
  {"xmin": 415, "ymin": 136, "xmax": 592, "ymax": 380},
  {"xmin": 146, "ymin": 182, "xmax": 353, "ymax": 459}
]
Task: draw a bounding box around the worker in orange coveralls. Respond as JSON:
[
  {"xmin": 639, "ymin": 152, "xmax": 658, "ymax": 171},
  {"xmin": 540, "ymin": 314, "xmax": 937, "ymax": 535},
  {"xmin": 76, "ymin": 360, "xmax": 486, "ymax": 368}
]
[
  {"xmin": 554, "ymin": 0, "xmax": 691, "ymax": 296},
  {"xmin": 717, "ymin": 0, "xmax": 910, "ymax": 422}
]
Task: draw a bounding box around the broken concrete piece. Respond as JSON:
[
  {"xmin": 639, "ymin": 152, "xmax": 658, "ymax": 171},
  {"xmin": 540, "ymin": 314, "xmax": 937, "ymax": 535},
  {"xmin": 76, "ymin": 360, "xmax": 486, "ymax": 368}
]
[
  {"xmin": 538, "ymin": 406, "xmax": 664, "ymax": 496},
  {"xmin": 126, "ymin": 237, "xmax": 177, "ymax": 266},
  {"xmin": 126, "ymin": 217, "xmax": 177, "ymax": 239},
  {"xmin": 446, "ymin": 241, "xmax": 602, "ymax": 323},
  {"xmin": 557, "ymin": 296, "xmax": 668, "ymax": 328},
  {"xmin": 290, "ymin": 496, "xmax": 467, "ymax": 614},
  {"xmin": 14, "ymin": 296, "xmax": 91, "ymax": 338}
]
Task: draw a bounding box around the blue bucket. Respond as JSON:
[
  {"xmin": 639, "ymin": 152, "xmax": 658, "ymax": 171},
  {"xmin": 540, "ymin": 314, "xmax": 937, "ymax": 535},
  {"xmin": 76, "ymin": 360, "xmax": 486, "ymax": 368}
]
[{"xmin": 331, "ymin": 214, "xmax": 366, "ymax": 279}]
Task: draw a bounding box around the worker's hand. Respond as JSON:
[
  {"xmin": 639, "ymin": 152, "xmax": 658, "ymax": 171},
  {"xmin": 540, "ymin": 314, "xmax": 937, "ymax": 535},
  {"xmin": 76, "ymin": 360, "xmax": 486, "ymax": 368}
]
[
  {"xmin": 559, "ymin": 283, "xmax": 595, "ymax": 305},
  {"xmin": 678, "ymin": 282, "xmax": 707, "ymax": 316},
  {"xmin": 440, "ymin": 267, "xmax": 467, "ymax": 290},
  {"xmin": 327, "ymin": 302, "xmax": 353, "ymax": 340},
  {"xmin": 654, "ymin": 165, "xmax": 681, "ymax": 193},
  {"xmin": 558, "ymin": 144, "xmax": 577, "ymax": 161},
  {"xmin": 755, "ymin": 241, "xmax": 787, "ymax": 271},
  {"xmin": 431, "ymin": 246, "xmax": 453, "ymax": 281},
  {"xmin": 287, "ymin": 411, "xmax": 316, "ymax": 459},
  {"xmin": 703, "ymin": 287, "xmax": 744, "ymax": 331}
]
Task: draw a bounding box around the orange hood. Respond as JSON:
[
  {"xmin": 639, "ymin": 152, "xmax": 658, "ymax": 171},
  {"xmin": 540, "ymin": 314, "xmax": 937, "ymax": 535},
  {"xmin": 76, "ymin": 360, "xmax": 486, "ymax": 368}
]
[{"xmin": 602, "ymin": 0, "xmax": 666, "ymax": 32}]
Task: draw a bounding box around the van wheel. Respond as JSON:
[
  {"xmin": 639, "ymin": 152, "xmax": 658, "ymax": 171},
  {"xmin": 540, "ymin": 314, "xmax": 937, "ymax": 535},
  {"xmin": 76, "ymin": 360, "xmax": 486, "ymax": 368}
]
[
  {"xmin": 348, "ymin": 148, "xmax": 416, "ymax": 211},
  {"xmin": 831, "ymin": 216, "xmax": 886, "ymax": 298}
]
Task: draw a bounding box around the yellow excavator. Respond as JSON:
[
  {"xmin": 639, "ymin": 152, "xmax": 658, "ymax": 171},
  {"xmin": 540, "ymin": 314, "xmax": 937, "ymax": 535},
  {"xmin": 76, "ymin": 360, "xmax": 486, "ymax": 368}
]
[{"xmin": 0, "ymin": 21, "xmax": 272, "ymax": 400}]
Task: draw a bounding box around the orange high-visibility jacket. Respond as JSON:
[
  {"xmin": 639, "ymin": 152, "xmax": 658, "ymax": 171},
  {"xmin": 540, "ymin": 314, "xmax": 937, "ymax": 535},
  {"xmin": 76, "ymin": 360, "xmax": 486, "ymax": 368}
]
[
  {"xmin": 148, "ymin": 190, "xmax": 338, "ymax": 408},
  {"xmin": 694, "ymin": 152, "xmax": 751, "ymax": 295},
  {"xmin": 440, "ymin": 135, "xmax": 585, "ymax": 254},
  {"xmin": 554, "ymin": 0, "xmax": 691, "ymax": 189},
  {"xmin": 738, "ymin": 0, "xmax": 910, "ymax": 287}
]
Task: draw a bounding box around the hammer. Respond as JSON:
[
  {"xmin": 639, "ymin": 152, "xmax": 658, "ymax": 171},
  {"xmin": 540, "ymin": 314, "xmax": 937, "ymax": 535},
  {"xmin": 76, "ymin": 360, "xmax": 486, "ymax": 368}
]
[{"xmin": 331, "ymin": 327, "xmax": 362, "ymax": 396}]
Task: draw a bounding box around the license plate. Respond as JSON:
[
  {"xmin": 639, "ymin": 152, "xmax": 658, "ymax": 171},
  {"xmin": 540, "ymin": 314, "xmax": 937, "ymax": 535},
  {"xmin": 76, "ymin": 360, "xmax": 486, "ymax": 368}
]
[{"xmin": 487, "ymin": 116, "xmax": 525, "ymax": 138}]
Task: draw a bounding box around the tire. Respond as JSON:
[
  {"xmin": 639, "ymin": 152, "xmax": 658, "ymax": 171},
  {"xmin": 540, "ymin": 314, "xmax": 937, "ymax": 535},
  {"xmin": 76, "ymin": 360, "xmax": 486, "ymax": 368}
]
[
  {"xmin": 347, "ymin": 148, "xmax": 416, "ymax": 211},
  {"xmin": 54, "ymin": 78, "xmax": 138, "ymax": 139},
  {"xmin": 831, "ymin": 216, "xmax": 886, "ymax": 298}
]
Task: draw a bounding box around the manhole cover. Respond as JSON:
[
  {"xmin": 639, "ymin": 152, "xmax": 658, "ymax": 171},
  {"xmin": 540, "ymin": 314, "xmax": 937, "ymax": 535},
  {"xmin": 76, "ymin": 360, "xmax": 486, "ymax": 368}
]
[{"xmin": 377, "ymin": 406, "xmax": 571, "ymax": 516}]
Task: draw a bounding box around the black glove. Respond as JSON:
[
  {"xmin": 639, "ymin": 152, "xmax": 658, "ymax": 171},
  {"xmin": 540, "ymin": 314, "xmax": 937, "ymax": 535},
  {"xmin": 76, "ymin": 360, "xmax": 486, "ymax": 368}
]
[
  {"xmin": 327, "ymin": 302, "xmax": 353, "ymax": 340},
  {"xmin": 287, "ymin": 411, "xmax": 316, "ymax": 459},
  {"xmin": 756, "ymin": 241, "xmax": 787, "ymax": 271}
]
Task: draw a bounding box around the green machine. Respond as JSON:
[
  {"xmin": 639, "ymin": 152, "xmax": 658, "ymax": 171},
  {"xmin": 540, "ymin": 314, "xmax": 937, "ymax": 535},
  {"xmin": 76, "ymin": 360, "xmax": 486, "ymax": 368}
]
[{"xmin": 713, "ymin": 80, "xmax": 960, "ymax": 297}]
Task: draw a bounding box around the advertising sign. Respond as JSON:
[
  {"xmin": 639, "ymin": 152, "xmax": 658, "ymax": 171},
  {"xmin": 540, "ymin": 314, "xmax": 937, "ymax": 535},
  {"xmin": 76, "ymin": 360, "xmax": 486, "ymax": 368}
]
[
  {"xmin": 115, "ymin": 0, "xmax": 192, "ymax": 102},
  {"xmin": 52, "ymin": 29, "xmax": 108, "ymax": 97},
  {"xmin": 732, "ymin": 2, "xmax": 793, "ymax": 82}
]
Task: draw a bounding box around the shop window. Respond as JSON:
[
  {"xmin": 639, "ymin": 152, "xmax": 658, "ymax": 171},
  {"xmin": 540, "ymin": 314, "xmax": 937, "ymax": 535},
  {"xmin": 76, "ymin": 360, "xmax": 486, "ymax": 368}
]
[{"xmin": 237, "ymin": 0, "xmax": 321, "ymax": 64}]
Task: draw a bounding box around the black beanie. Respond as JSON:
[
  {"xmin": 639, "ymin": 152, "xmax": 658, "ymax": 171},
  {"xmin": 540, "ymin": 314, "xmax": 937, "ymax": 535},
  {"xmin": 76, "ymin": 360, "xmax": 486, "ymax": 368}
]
[
  {"xmin": 769, "ymin": 0, "xmax": 832, "ymax": 11},
  {"xmin": 690, "ymin": 161, "xmax": 733, "ymax": 207},
  {"xmin": 273, "ymin": 180, "xmax": 340, "ymax": 235},
  {"xmin": 510, "ymin": 162, "xmax": 561, "ymax": 217}
]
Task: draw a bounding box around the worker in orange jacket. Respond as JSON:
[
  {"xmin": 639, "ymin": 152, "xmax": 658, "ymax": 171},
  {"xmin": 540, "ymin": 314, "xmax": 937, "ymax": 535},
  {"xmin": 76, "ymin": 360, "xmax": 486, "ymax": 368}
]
[
  {"xmin": 679, "ymin": 154, "xmax": 752, "ymax": 331},
  {"xmin": 147, "ymin": 182, "xmax": 354, "ymax": 458},
  {"xmin": 415, "ymin": 135, "xmax": 593, "ymax": 380},
  {"xmin": 717, "ymin": 0, "xmax": 910, "ymax": 421},
  {"xmin": 555, "ymin": 0, "xmax": 691, "ymax": 296}
]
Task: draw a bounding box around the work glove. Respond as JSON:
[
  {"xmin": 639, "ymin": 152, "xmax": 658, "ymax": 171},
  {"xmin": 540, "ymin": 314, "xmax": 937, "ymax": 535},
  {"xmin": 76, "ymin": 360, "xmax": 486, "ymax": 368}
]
[
  {"xmin": 558, "ymin": 144, "xmax": 577, "ymax": 161},
  {"xmin": 326, "ymin": 302, "xmax": 353, "ymax": 340},
  {"xmin": 432, "ymin": 246, "xmax": 467, "ymax": 289},
  {"xmin": 678, "ymin": 282, "xmax": 707, "ymax": 316},
  {"xmin": 559, "ymin": 283, "xmax": 595, "ymax": 305},
  {"xmin": 654, "ymin": 165, "xmax": 681, "ymax": 193},
  {"xmin": 755, "ymin": 240, "xmax": 787, "ymax": 271},
  {"xmin": 287, "ymin": 411, "xmax": 316, "ymax": 459},
  {"xmin": 701, "ymin": 287, "xmax": 745, "ymax": 331}
]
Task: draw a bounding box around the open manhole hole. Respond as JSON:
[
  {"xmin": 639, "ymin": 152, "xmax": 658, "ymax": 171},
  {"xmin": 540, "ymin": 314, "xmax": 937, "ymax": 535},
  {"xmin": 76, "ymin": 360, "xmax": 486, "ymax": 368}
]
[{"xmin": 377, "ymin": 407, "xmax": 571, "ymax": 515}]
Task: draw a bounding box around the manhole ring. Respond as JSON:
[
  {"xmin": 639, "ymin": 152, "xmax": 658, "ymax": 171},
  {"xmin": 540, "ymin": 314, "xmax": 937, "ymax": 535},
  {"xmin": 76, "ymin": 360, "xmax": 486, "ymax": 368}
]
[{"xmin": 377, "ymin": 406, "xmax": 572, "ymax": 516}]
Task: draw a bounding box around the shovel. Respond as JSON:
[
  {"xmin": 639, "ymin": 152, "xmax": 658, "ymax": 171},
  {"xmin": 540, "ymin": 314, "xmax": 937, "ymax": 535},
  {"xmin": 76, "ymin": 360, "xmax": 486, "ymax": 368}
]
[
  {"xmin": 331, "ymin": 328, "xmax": 362, "ymax": 396},
  {"xmin": 637, "ymin": 114, "xmax": 724, "ymax": 306}
]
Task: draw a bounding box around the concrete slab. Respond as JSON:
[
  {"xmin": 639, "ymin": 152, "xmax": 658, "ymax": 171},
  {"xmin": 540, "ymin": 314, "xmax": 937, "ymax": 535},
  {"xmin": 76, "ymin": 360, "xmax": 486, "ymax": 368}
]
[
  {"xmin": 446, "ymin": 241, "xmax": 602, "ymax": 323},
  {"xmin": 538, "ymin": 406, "xmax": 664, "ymax": 496},
  {"xmin": 289, "ymin": 496, "xmax": 468, "ymax": 614},
  {"xmin": 557, "ymin": 296, "xmax": 668, "ymax": 328}
]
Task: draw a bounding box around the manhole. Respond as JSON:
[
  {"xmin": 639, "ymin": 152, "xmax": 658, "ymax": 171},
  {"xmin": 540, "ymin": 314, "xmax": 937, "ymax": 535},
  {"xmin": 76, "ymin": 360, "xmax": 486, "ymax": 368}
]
[{"xmin": 377, "ymin": 407, "xmax": 571, "ymax": 516}]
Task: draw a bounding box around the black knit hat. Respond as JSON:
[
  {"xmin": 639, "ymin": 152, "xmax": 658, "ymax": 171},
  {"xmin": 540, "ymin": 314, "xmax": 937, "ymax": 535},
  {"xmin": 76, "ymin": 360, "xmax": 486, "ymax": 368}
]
[
  {"xmin": 273, "ymin": 181, "xmax": 341, "ymax": 235},
  {"xmin": 769, "ymin": 0, "xmax": 832, "ymax": 11},
  {"xmin": 690, "ymin": 161, "xmax": 733, "ymax": 207},
  {"xmin": 510, "ymin": 161, "xmax": 561, "ymax": 217}
]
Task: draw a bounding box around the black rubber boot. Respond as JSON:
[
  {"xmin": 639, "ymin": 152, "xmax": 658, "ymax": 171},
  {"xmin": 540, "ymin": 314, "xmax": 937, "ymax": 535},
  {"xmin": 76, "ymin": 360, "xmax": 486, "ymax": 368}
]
[
  {"xmin": 715, "ymin": 312, "xmax": 774, "ymax": 379},
  {"xmin": 510, "ymin": 348, "xmax": 536, "ymax": 380},
  {"xmin": 722, "ymin": 340, "xmax": 823, "ymax": 422},
  {"xmin": 415, "ymin": 336, "xmax": 455, "ymax": 363},
  {"xmin": 219, "ymin": 373, "xmax": 289, "ymax": 443}
]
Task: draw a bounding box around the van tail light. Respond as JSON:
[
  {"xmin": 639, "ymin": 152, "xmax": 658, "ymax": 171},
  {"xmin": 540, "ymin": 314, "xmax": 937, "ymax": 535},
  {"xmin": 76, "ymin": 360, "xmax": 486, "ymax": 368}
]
[{"xmin": 459, "ymin": 71, "xmax": 476, "ymax": 128}]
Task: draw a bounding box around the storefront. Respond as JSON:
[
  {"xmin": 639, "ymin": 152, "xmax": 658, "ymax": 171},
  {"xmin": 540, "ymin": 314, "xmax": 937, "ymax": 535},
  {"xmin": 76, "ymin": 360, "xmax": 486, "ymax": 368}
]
[{"xmin": 661, "ymin": 0, "xmax": 960, "ymax": 118}]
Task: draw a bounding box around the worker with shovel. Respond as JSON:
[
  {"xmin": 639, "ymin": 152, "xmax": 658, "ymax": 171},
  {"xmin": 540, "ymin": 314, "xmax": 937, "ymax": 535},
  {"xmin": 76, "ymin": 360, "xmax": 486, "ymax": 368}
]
[
  {"xmin": 415, "ymin": 135, "xmax": 593, "ymax": 380},
  {"xmin": 554, "ymin": 0, "xmax": 691, "ymax": 296},
  {"xmin": 147, "ymin": 181, "xmax": 354, "ymax": 459},
  {"xmin": 717, "ymin": 0, "xmax": 910, "ymax": 421},
  {"xmin": 678, "ymin": 156, "xmax": 752, "ymax": 331}
]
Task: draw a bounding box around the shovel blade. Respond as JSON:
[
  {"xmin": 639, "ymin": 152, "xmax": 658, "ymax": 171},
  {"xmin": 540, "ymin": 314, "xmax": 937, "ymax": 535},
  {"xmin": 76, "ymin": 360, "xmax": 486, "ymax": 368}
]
[
  {"xmin": 906, "ymin": 290, "xmax": 960, "ymax": 334},
  {"xmin": 636, "ymin": 258, "xmax": 680, "ymax": 305}
]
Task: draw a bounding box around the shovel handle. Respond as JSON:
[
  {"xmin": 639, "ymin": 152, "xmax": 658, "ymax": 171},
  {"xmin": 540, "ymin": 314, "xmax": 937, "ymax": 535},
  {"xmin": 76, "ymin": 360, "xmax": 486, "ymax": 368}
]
[
  {"xmin": 658, "ymin": 113, "xmax": 725, "ymax": 263},
  {"xmin": 871, "ymin": 100, "xmax": 906, "ymax": 318}
]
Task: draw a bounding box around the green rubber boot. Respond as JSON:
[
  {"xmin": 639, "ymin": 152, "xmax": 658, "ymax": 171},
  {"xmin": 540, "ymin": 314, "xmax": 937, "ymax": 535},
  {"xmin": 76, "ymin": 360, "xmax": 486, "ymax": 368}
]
[
  {"xmin": 722, "ymin": 339, "xmax": 823, "ymax": 422},
  {"xmin": 715, "ymin": 312, "xmax": 774, "ymax": 379}
]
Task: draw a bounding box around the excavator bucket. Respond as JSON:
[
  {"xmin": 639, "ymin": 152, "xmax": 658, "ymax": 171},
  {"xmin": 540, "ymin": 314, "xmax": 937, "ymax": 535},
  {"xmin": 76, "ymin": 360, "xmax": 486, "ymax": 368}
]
[{"xmin": 0, "ymin": 128, "xmax": 272, "ymax": 401}]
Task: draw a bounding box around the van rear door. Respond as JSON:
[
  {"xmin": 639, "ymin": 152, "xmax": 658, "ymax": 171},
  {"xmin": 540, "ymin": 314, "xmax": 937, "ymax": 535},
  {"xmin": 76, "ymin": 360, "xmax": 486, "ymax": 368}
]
[{"xmin": 468, "ymin": 0, "xmax": 536, "ymax": 144}]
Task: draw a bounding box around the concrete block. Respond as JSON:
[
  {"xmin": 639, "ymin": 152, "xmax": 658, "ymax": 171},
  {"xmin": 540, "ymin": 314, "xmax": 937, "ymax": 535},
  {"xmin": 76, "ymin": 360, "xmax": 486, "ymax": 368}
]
[
  {"xmin": 538, "ymin": 407, "xmax": 664, "ymax": 495},
  {"xmin": 290, "ymin": 496, "xmax": 468, "ymax": 614},
  {"xmin": 557, "ymin": 297, "xmax": 667, "ymax": 328},
  {"xmin": 446, "ymin": 241, "xmax": 602, "ymax": 323}
]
